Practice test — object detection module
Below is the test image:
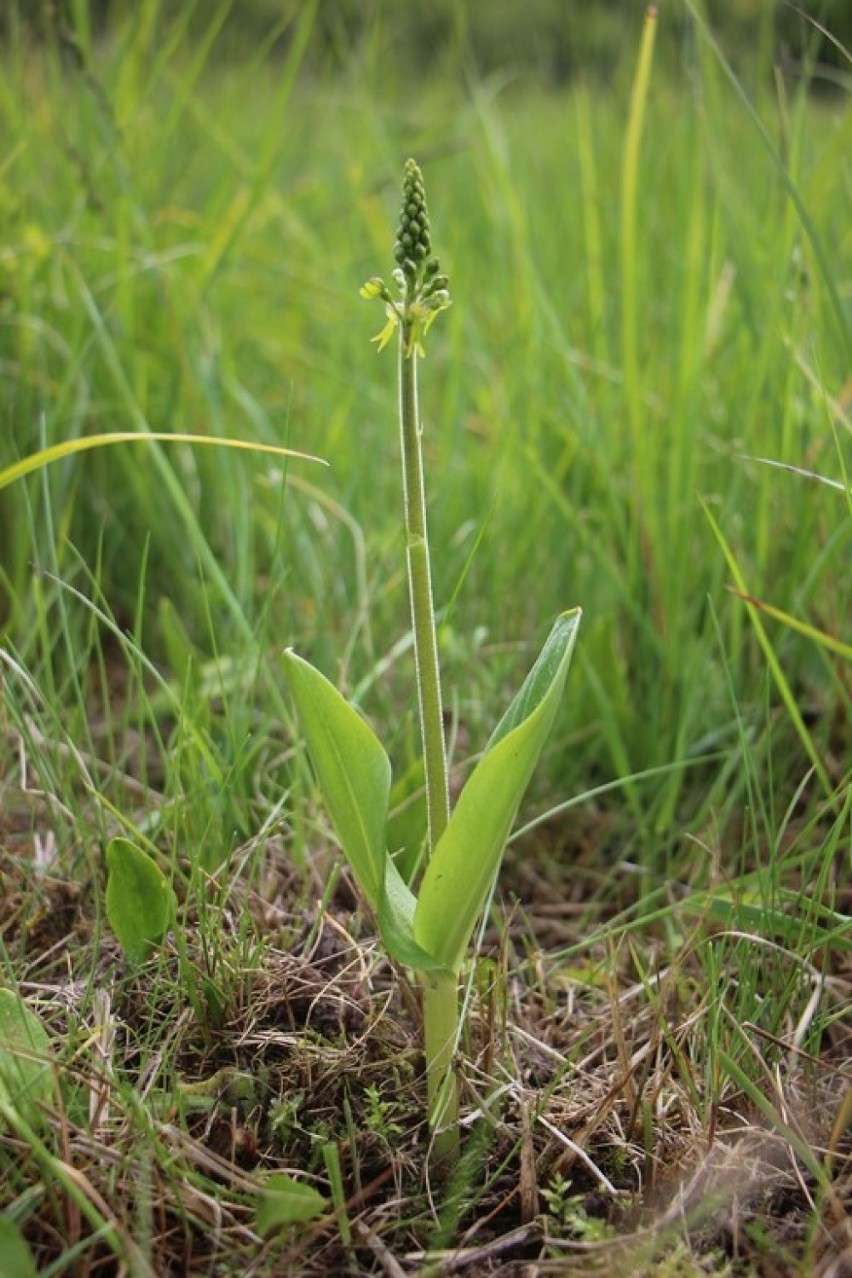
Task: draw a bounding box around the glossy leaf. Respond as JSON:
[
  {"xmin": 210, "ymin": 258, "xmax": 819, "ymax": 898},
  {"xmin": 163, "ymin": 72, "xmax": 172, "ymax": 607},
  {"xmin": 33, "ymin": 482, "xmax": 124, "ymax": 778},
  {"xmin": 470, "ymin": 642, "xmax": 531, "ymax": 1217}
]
[
  {"xmin": 414, "ymin": 609, "xmax": 581, "ymax": 973},
  {"xmin": 0, "ymin": 989, "xmax": 53, "ymax": 1126},
  {"xmin": 105, "ymin": 838, "xmax": 177, "ymax": 964}
]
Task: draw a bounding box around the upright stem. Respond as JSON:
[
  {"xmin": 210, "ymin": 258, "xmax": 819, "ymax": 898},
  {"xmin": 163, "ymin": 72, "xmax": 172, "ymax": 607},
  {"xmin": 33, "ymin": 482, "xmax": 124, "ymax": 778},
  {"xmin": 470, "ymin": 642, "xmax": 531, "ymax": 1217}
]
[
  {"xmin": 422, "ymin": 969, "xmax": 461, "ymax": 1167},
  {"xmin": 398, "ymin": 317, "xmax": 459, "ymax": 1166},
  {"xmin": 398, "ymin": 324, "xmax": 450, "ymax": 852}
]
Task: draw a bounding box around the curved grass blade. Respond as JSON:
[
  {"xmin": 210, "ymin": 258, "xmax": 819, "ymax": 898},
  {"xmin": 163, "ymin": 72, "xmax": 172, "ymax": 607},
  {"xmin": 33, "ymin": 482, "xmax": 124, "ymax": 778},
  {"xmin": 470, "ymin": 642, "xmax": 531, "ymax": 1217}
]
[
  {"xmin": 726, "ymin": 588, "xmax": 852, "ymax": 661},
  {"xmin": 0, "ymin": 432, "xmax": 325, "ymax": 492},
  {"xmin": 702, "ymin": 501, "xmax": 832, "ymax": 796}
]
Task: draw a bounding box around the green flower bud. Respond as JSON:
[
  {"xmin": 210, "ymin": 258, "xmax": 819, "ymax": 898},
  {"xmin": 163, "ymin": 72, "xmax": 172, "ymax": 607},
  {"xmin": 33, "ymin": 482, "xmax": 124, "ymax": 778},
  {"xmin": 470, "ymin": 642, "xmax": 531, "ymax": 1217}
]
[
  {"xmin": 424, "ymin": 273, "xmax": 449, "ymax": 297},
  {"xmin": 364, "ymin": 158, "xmax": 452, "ymax": 356},
  {"xmin": 396, "ymin": 158, "xmax": 433, "ymax": 284},
  {"xmin": 359, "ymin": 276, "xmax": 392, "ymax": 302}
]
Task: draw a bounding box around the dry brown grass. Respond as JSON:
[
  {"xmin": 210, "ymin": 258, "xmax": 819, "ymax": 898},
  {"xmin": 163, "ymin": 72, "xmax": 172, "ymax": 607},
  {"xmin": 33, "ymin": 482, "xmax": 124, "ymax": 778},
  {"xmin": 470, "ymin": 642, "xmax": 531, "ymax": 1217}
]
[{"xmin": 2, "ymin": 815, "xmax": 849, "ymax": 1278}]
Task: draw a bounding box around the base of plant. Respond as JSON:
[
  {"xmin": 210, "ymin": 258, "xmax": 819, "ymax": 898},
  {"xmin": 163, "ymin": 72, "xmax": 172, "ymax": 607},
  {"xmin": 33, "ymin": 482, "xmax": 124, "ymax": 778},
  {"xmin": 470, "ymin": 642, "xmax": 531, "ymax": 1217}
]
[{"xmin": 421, "ymin": 968, "xmax": 461, "ymax": 1168}]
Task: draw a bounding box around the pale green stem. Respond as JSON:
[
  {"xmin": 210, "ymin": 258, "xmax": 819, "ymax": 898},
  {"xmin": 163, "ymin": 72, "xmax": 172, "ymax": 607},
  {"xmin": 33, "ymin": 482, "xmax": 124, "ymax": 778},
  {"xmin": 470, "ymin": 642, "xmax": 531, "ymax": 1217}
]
[
  {"xmin": 422, "ymin": 967, "xmax": 461, "ymax": 1167},
  {"xmin": 397, "ymin": 321, "xmax": 450, "ymax": 851},
  {"xmin": 398, "ymin": 313, "xmax": 458, "ymax": 1163}
]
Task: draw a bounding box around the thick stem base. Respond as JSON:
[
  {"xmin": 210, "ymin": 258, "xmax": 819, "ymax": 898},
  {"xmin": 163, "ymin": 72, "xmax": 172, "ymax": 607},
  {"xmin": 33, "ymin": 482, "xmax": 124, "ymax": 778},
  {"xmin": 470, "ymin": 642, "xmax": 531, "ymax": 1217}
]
[{"xmin": 421, "ymin": 968, "xmax": 460, "ymax": 1167}]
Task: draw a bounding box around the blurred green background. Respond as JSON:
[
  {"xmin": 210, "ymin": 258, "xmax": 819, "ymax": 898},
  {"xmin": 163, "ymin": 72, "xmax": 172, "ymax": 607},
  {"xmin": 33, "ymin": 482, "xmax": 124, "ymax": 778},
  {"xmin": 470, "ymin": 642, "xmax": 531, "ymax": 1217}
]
[{"xmin": 6, "ymin": 0, "xmax": 852, "ymax": 81}]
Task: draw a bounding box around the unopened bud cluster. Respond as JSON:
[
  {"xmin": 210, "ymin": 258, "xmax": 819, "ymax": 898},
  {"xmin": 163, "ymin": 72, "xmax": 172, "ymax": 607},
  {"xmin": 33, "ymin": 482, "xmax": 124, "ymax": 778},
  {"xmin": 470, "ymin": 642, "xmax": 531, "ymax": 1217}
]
[
  {"xmin": 394, "ymin": 160, "xmax": 450, "ymax": 305},
  {"xmin": 361, "ymin": 157, "xmax": 452, "ymax": 355},
  {"xmin": 395, "ymin": 159, "xmax": 429, "ymax": 269},
  {"xmin": 394, "ymin": 159, "xmax": 432, "ymax": 280}
]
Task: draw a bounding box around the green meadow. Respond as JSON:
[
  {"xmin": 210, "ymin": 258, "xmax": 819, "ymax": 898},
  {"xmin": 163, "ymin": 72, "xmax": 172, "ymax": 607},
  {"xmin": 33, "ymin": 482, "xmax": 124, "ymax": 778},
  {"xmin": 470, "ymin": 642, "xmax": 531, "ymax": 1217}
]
[{"xmin": 0, "ymin": 3, "xmax": 849, "ymax": 1274}]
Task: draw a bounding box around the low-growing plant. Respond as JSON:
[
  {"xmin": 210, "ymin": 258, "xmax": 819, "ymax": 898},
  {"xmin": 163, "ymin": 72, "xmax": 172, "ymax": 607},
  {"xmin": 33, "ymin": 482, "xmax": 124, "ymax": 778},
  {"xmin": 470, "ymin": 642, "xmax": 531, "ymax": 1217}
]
[
  {"xmin": 105, "ymin": 837, "xmax": 178, "ymax": 965},
  {"xmin": 283, "ymin": 159, "xmax": 581, "ymax": 1165},
  {"xmin": 0, "ymin": 989, "xmax": 54, "ymax": 1131},
  {"xmin": 541, "ymin": 1172, "xmax": 612, "ymax": 1243}
]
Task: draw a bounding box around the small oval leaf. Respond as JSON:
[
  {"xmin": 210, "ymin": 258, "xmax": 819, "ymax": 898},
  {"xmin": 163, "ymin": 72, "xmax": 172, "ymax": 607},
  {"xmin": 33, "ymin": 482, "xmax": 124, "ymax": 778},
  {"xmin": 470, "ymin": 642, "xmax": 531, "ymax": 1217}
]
[
  {"xmin": 105, "ymin": 838, "xmax": 177, "ymax": 964},
  {"xmin": 0, "ymin": 988, "xmax": 53, "ymax": 1127},
  {"xmin": 0, "ymin": 1218, "xmax": 39, "ymax": 1278},
  {"xmin": 256, "ymin": 1173, "xmax": 328, "ymax": 1234}
]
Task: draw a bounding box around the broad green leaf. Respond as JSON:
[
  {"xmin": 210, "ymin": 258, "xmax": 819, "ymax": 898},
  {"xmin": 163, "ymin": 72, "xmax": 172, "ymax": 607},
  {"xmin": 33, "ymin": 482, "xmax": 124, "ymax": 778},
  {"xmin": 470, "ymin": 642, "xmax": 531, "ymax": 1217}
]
[
  {"xmin": 0, "ymin": 1219, "xmax": 39, "ymax": 1278},
  {"xmin": 486, "ymin": 609, "xmax": 581, "ymax": 750},
  {"xmin": 414, "ymin": 609, "xmax": 581, "ymax": 974},
  {"xmin": 387, "ymin": 753, "xmax": 427, "ymax": 885},
  {"xmin": 256, "ymin": 1173, "xmax": 328, "ymax": 1233},
  {"xmin": 378, "ymin": 859, "xmax": 445, "ymax": 971},
  {"xmin": 105, "ymin": 838, "xmax": 177, "ymax": 964},
  {"xmin": 283, "ymin": 652, "xmax": 445, "ymax": 966},
  {"xmin": 283, "ymin": 650, "xmax": 391, "ymax": 909},
  {"xmin": 0, "ymin": 989, "xmax": 54, "ymax": 1126}
]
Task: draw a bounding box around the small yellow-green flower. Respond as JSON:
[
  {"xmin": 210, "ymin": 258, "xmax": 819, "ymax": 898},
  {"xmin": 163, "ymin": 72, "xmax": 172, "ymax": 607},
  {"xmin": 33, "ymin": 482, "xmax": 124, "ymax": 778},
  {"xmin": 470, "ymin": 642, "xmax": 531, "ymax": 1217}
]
[{"xmin": 361, "ymin": 158, "xmax": 452, "ymax": 357}]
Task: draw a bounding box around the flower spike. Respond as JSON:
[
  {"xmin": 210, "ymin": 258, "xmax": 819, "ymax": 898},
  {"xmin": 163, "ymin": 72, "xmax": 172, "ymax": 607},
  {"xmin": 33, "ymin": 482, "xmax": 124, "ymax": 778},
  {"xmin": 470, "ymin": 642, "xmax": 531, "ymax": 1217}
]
[{"xmin": 361, "ymin": 158, "xmax": 452, "ymax": 357}]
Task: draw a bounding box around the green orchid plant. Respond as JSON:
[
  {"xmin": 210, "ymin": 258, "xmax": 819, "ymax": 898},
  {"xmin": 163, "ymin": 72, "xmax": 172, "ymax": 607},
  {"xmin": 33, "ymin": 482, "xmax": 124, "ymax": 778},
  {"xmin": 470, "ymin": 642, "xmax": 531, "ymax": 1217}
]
[{"xmin": 283, "ymin": 159, "xmax": 581, "ymax": 1166}]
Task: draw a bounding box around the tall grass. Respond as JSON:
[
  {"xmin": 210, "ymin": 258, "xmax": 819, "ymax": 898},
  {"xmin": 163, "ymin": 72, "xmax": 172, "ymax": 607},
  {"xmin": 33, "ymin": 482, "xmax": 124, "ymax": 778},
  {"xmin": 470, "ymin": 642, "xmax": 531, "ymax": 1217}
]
[{"xmin": 3, "ymin": 5, "xmax": 847, "ymax": 815}]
